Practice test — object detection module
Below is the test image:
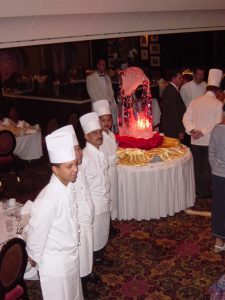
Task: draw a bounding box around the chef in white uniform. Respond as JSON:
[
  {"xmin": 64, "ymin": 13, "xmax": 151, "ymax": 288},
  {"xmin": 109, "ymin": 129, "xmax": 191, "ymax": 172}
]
[
  {"xmin": 26, "ymin": 131, "xmax": 83, "ymax": 300},
  {"xmin": 53, "ymin": 126, "xmax": 101, "ymax": 298},
  {"xmin": 93, "ymin": 100, "xmax": 120, "ymax": 237},
  {"xmin": 80, "ymin": 112, "xmax": 113, "ymax": 267},
  {"xmin": 183, "ymin": 69, "xmax": 223, "ymax": 198}
]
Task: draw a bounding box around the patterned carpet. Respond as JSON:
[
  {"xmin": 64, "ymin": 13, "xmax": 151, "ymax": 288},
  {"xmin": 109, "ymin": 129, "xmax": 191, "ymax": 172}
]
[{"xmin": 2, "ymin": 157, "xmax": 225, "ymax": 300}]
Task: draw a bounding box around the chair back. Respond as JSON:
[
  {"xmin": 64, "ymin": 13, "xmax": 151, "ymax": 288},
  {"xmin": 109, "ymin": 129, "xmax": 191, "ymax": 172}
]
[
  {"xmin": 46, "ymin": 118, "xmax": 58, "ymax": 135},
  {"xmin": 0, "ymin": 131, "xmax": 16, "ymax": 157},
  {"xmin": 8, "ymin": 107, "xmax": 20, "ymax": 123},
  {"xmin": 67, "ymin": 112, "xmax": 78, "ymax": 129},
  {"xmin": 0, "ymin": 238, "xmax": 28, "ymax": 294}
]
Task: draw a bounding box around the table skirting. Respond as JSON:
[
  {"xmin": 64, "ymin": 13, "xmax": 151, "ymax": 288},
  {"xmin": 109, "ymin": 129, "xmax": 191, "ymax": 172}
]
[{"xmin": 115, "ymin": 149, "xmax": 195, "ymax": 220}]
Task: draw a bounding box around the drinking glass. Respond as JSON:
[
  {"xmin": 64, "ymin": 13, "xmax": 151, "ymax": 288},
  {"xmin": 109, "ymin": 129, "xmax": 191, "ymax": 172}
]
[{"xmin": 5, "ymin": 219, "xmax": 14, "ymax": 239}]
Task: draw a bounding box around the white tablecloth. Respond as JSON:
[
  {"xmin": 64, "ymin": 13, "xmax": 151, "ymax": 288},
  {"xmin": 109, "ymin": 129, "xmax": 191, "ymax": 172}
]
[
  {"xmin": 15, "ymin": 132, "xmax": 43, "ymax": 160},
  {"xmin": 116, "ymin": 149, "xmax": 195, "ymax": 220},
  {"xmin": 0, "ymin": 204, "xmax": 38, "ymax": 280}
]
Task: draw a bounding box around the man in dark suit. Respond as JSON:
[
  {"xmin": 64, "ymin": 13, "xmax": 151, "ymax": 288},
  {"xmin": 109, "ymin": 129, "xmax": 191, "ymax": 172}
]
[{"xmin": 160, "ymin": 69, "xmax": 186, "ymax": 140}]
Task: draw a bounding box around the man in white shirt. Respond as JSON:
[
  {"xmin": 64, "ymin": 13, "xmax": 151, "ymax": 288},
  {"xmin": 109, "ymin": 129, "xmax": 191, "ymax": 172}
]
[
  {"xmin": 183, "ymin": 69, "xmax": 223, "ymax": 198},
  {"xmin": 180, "ymin": 67, "xmax": 207, "ymax": 108},
  {"xmin": 86, "ymin": 58, "xmax": 118, "ymax": 131},
  {"xmin": 80, "ymin": 112, "xmax": 113, "ymax": 267},
  {"xmin": 26, "ymin": 131, "xmax": 83, "ymax": 300}
]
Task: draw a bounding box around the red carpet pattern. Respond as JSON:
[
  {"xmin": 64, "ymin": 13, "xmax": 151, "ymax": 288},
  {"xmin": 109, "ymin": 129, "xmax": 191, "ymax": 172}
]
[{"xmin": 2, "ymin": 157, "xmax": 225, "ymax": 299}]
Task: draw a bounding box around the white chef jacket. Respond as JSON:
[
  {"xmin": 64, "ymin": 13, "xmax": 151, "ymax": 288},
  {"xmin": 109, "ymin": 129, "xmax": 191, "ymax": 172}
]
[
  {"xmin": 101, "ymin": 130, "xmax": 118, "ymax": 218},
  {"xmin": 82, "ymin": 142, "xmax": 110, "ymax": 215},
  {"xmin": 26, "ymin": 174, "xmax": 83, "ymax": 300},
  {"xmin": 180, "ymin": 80, "xmax": 206, "ymax": 108},
  {"xmin": 183, "ymin": 91, "xmax": 223, "ymax": 146},
  {"xmin": 82, "ymin": 142, "xmax": 110, "ymax": 251},
  {"xmin": 74, "ymin": 168, "xmax": 94, "ymax": 277}
]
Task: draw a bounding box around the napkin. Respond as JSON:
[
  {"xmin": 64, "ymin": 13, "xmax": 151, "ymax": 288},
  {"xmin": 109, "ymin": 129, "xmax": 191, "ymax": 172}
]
[
  {"xmin": 25, "ymin": 129, "xmax": 37, "ymax": 134},
  {"xmin": 21, "ymin": 200, "xmax": 33, "ymax": 215}
]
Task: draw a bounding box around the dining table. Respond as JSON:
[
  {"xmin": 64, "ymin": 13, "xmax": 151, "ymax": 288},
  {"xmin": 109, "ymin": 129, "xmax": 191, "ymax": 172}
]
[{"xmin": 0, "ymin": 201, "xmax": 39, "ymax": 280}]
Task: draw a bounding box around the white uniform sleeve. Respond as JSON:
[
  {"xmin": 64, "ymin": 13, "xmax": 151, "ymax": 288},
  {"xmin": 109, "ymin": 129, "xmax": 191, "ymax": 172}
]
[
  {"xmin": 26, "ymin": 191, "xmax": 55, "ymax": 264},
  {"xmin": 201, "ymin": 104, "xmax": 223, "ymax": 136},
  {"xmin": 182, "ymin": 103, "xmax": 195, "ymax": 134}
]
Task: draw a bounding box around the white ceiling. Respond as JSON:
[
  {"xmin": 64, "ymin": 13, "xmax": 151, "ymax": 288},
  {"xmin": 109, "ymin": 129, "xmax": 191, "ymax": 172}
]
[{"xmin": 0, "ymin": 0, "xmax": 225, "ymax": 48}]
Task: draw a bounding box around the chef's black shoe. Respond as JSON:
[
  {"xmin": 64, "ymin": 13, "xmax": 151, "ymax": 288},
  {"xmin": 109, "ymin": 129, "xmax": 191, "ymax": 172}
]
[
  {"xmin": 83, "ymin": 287, "xmax": 100, "ymax": 300},
  {"xmin": 94, "ymin": 257, "xmax": 114, "ymax": 267},
  {"xmin": 87, "ymin": 272, "xmax": 102, "ymax": 284},
  {"xmin": 110, "ymin": 226, "xmax": 120, "ymax": 238}
]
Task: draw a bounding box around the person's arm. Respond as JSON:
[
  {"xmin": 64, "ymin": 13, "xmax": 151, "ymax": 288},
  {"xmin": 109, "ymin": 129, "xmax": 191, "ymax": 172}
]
[
  {"xmin": 86, "ymin": 75, "xmax": 98, "ymax": 101},
  {"xmin": 183, "ymin": 103, "xmax": 195, "ymax": 134},
  {"xmin": 26, "ymin": 193, "xmax": 55, "ymax": 265},
  {"xmin": 209, "ymin": 129, "xmax": 216, "ymax": 168},
  {"xmin": 180, "ymin": 85, "xmax": 188, "ymax": 107}
]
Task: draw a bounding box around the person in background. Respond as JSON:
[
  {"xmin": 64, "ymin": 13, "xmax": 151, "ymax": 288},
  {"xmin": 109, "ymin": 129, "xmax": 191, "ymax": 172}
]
[
  {"xmin": 53, "ymin": 125, "xmax": 100, "ymax": 299},
  {"xmin": 80, "ymin": 112, "xmax": 113, "ymax": 268},
  {"xmin": 209, "ymin": 118, "xmax": 225, "ymax": 253},
  {"xmin": 181, "ymin": 73, "xmax": 193, "ymax": 86},
  {"xmin": 93, "ymin": 100, "xmax": 120, "ymax": 237},
  {"xmin": 160, "ymin": 68, "xmax": 186, "ymax": 140},
  {"xmin": 86, "ymin": 58, "xmax": 118, "ymax": 132},
  {"xmin": 180, "ymin": 67, "xmax": 206, "ymax": 108},
  {"xmin": 183, "ymin": 69, "xmax": 223, "ymax": 199},
  {"xmin": 26, "ymin": 131, "xmax": 83, "ymax": 300}
]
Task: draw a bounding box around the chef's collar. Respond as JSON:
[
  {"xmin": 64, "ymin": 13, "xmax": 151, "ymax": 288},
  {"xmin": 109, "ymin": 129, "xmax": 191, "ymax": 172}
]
[
  {"xmin": 86, "ymin": 142, "xmax": 104, "ymax": 154},
  {"xmin": 206, "ymin": 91, "xmax": 216, "ymax": 97},
  {"xmin": 50, "ymin": 173, "xmax": 75, "ymax": 191}
]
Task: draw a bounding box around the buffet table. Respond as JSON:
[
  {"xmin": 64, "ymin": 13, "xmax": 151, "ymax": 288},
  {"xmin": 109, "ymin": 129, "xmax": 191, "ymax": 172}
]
[{"xmin": 116, "ymin": 148, "xmax": 195, "ymax": 220}]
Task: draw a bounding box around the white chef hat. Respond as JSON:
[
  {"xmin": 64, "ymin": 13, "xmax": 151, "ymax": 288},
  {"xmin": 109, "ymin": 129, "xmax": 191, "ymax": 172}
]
[
  {"xmin": 53, "ymin": 125, "xmax": 79, "ymax": 146},
  {"xmin": 79, "ymin": 112, "xmax": 101, "ymax": 134},
  {"xmin": 207, "ymin": 69, "xmax": 223, "ymax": 87},
  {"xmin": 45, "ymin": 132, "xmax": 76, "ymax": 163},
  {"xmin": 93, "ymin": 100, "xmax": 111, "ymax": 117}
]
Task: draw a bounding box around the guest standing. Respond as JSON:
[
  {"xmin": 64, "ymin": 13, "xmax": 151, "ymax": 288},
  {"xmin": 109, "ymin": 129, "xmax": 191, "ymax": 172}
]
[
  {"xmin": 180, "ymin": 67, "xmax": 206, "ymax": 108},
  {"xmin": 93, "ymin": 100, "xmax": 119, "ymax": 236},
  {"xmin": 26, "ymin": 131, "xmax": 83, "ymax": 300},
  {"xmin": 160, "ymin": 68, "xmax": 186, "ymax": 140},
  {"xmin": 80, "ymin": 112, "xmax": 113, "ymax": 267},
  {"xmin": 209, "ymin": 120, "xmax": 225, "ymax": 253},
  {"xmin": 183, "ymin": 69, "xmax": 223, "ymax": 198},
  {"xmin": 86, "ymin": 58, "xmax": 118, "ymax": 131}
]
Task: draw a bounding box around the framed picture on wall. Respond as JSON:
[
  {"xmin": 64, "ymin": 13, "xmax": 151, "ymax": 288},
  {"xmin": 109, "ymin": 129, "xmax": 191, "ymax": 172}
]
[
  {"xmin": 141, "ymin": 49, "xmax": 149, "ymax": 60},
  {"xmin": 150, "ymin": 56, "xmax": 160, "ymax": 67},
  {"xmin": 149, "ymin": 43, "xmax": 160, "ymax": 55},
  {"xmin": 140, "ymin": 35, "xmax": 148, "ymax": 47},
  {"xmin": 150, "ymin": 35, "xmax": 158, "ymax": 42}
]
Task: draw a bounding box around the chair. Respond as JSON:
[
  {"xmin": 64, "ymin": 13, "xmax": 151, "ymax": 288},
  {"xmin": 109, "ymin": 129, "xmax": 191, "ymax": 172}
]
[
  {"xmin": 8, "ymin": 107, "xmax": 20, "ymax": 123},
  {"xmin": 46, "ymin": 118, "xmax": 58, "ymax": 135},
  {"xmin": 0, "ymin": 238, "xmax": 28, "ymax": 300},
  {"xmin": 67, "ymin": 112, "xmax": 78, "ymax": 129},
  {"xmin": 0, "ymin": 130, "xmax": 20, "ymax": 191}
]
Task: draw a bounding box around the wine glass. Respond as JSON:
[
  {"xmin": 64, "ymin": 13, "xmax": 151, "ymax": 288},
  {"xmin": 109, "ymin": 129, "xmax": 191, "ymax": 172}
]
[
  {"xmin": 15, "ymin": 210, "xmax": 22, "ymax": 227},
  {"xmin": 5, "ymin": 219, "xmax": 14, "ymax": 239}
]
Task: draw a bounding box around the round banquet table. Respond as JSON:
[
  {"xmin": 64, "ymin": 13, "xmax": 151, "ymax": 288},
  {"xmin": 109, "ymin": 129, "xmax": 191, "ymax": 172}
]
[
  {"xmin": 115, "ymin": 148, "xmax": 195, "ymax": 220},
  {"xmin": 14, "ymin": 132, "xmax": 43, "ymax": 160}
]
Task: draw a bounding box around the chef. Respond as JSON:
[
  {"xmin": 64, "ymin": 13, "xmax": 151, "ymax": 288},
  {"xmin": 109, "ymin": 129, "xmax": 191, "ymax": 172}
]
[
  {"xmin": 93, "ymin": 100, "xmax": 119, "ymax": 236},
  {"xmin": 183, "ymin": 68, "xmax": 223, "ymax": 199},
  {"xmin": 80, "ymin": 112, "xmax": 113, "ymax": 267},
  {"xmin": 54, "ymin": 125, "xmax": 101, "ymax": 298},
  {"xmin": 26, "ymin": 130, "xmax": 83, "ymax": 300}
]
